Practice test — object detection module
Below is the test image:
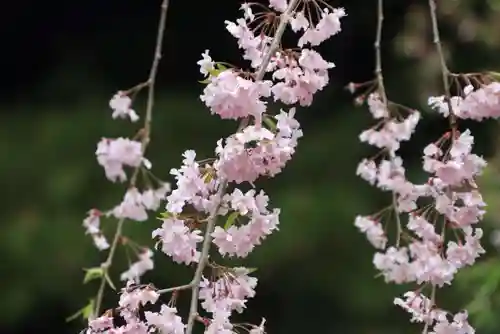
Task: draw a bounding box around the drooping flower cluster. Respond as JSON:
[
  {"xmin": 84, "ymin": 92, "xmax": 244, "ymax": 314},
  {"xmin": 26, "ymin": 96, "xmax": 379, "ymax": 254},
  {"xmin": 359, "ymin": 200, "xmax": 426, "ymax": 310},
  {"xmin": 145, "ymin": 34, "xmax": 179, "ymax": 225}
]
[
  {"xmin": 87, "ymin": 283, "xmax": 185, "ymax": 334},
  {"xmin": 394, "ymin": 292, "xmax": 475, "ymax": 333},
  {"xmin": 354, "ymin": 83, "xmax": 490, "ymax": 331},
  {"xmin": 198, "ymin": 268, "xmax": 258, "ymax": 332},
  {"xmin": 156, "ymin": 0, "xmax": 344, "ymax": 267}
]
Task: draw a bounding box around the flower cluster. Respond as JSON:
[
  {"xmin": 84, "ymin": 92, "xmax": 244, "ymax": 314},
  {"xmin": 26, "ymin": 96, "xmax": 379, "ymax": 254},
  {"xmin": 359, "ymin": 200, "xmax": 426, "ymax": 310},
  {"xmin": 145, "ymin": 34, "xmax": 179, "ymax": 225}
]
[
  {"xmin": 429, "ymin": 82, "xmax": 500, "ymax": 121},
  {"xmin": 81, "ymin": 1, "xmax": 345, "ymax": 333},
  {"xmin": 348, "ymin": 0, "xmax": 500, "ymax": 330},
  {"xmin": 215, "ymin": 110, "xmax": 302, "ymax": 184},
  {"xmin": 353, "ymin": 78, "xmax": 494, "ymax": 333},
  {"xmin": 87, "ymin": 283, "xmax": 184, "ymax": 334}
]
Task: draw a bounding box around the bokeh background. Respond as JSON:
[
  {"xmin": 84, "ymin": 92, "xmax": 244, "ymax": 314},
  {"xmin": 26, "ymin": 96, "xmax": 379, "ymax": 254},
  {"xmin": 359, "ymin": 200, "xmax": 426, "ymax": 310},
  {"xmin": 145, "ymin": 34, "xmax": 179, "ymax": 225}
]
[{"xmin": 3, "ymin": 0, "xmax": 500, "ymax": 333}]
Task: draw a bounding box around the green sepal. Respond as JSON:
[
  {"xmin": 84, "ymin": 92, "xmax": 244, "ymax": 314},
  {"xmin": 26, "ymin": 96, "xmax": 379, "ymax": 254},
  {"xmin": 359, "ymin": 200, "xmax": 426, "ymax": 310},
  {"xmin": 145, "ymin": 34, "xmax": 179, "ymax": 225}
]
[{"xmin": 83, "ymin": 267, "xmax": 104, "ymax": 284}]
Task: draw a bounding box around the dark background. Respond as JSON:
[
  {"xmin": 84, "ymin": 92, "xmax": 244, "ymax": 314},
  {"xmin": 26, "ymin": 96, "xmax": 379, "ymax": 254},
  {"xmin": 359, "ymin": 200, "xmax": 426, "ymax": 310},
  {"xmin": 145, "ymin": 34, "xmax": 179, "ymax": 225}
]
[{"xmin": 3, "ymin": 0, "xmax": 500, "ymax": 333}]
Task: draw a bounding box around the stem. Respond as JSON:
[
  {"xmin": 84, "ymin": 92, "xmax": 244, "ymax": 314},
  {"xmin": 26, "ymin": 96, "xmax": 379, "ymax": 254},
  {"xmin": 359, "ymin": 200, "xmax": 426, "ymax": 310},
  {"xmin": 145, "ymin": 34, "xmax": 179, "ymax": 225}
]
[
  {"xmin": 184, "ymin": 1, "xmax": 300, "ymax": 333},
  {"xmin": 428, "ymin": 0, "xmax": 457, "ymax": 137},
  {"xmin": 93, "ymin": 0, "xmax": 170, "ymax": 317}
]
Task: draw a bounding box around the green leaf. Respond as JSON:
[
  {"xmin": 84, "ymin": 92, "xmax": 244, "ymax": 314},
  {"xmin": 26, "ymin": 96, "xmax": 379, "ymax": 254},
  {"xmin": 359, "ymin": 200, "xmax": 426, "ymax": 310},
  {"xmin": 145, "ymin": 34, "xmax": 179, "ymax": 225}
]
[
  {"xmin": 215, "ymin": 63, "xmax": 228, "ymax": 71},
  {"xmin": 247, "ymin": 267, "xmax": 258, "ymax": 274},
  {"xmin": 224, "ymin": 212, "xmax": 239, "ymax": 230},
  {"xmin": 263, "ymin": 115, "xmax": 277, "ymax": 131},
  {"xmin": 82, "ymin": 299, "xmax": 95, "ymax": 320},
  {"xmin": 66, "ymin": 299, "xmax": 95, "ymax": 322},
  {"xmin": 198, "ymin": 78, "xmax": 211, "ymax": 84},
  {"xmin": 105, "ymin": 273, "xmax": 116, "ymax": 290},
  {"xmin": 158, "ymin": 211, "xmax": 173, "ymax": 220},
  {"xmin": 198, "ymin": 63, "xmax": 230, "ymax": 84},
  {"xmin": 83, "ymin": 267, "xmax": 104, "ymax": 284}
]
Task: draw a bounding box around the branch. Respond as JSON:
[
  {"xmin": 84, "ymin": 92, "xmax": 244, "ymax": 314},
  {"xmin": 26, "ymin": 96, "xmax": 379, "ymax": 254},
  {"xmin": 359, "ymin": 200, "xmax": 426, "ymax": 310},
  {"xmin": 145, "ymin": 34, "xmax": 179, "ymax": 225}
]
[
  {"xmin": 93, "ymin": 0, "xmax": 171, "ymax": 317},
  {"xmin": 184, "ymin": 1, "xmax": 300, "ymax": 333},
  {"xmin": 374, "ymin": 0, "xmax": 402, "ymax": 246},
  {"xmin": 185, "ymin": 180, "xmax": 227, "ymax": 333},
  {"xmin": 428, "ymin": 0, "xmax": 457, "ymax": 136},
  {"xmin": 374, "ymin": 0, "xmax": 387, "ymax": 103}
]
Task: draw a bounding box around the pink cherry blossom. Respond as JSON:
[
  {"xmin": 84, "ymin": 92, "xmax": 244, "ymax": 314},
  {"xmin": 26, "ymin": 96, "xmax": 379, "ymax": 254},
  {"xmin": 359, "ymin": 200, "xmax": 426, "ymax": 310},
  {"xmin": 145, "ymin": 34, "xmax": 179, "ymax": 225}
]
[
  {"xmin": 152, "ymin": 217, "xmax": 203, "ymax": 264},
  {"xmin": 120, "ymin": 248, "xmax": 154, "ymax": 282},
  {"xmin": 109, "ymin": 92, "xmax": 139, "ymax": 122},
  {"xmin": 200, "ymin": 70, "xmax": 272, "ymax": 120},
  {"xmin": 96, "ymin": 137, "xmax": 143, "ymax": 182}
]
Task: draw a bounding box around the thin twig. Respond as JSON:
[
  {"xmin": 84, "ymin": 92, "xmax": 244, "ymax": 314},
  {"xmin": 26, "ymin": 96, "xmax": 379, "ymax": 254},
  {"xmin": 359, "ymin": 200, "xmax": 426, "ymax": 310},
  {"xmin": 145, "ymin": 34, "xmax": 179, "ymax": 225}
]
[
  {"xmin": 428, "ymin": 0, "xmax": 457, "ymax": 137},
  {"xmin": 374, "ymin": 0, "xmax": 387, "ymax": 103},
  {"xmin": 93, "ymin": 0, "xmax": 171, "ymax": 317},
  {"xmin": 184, "ymin": 1, "xmax": 300, "ymax": 333},
  {"xmin": 158, "ymin": 283, "xmax": 194, "ymax": 295}
]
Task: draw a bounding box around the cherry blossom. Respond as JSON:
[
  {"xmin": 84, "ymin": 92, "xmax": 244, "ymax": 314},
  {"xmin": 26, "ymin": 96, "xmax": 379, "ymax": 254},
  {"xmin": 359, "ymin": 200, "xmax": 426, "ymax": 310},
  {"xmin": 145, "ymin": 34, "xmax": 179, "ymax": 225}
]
[
  {"xmin": 83, "ymin": 209, "xmax": 110, "ymax": 250},
  {"xmin": 120, "ymin": 248, "xmax": 154, "ymax": 282},
  {"xmin": 109, "ymin": 92, "xmax": 139, "ymax": 122},
  {"xmin": 96, "ymin": 138, "xmax": 143, "ymax": 182}
]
